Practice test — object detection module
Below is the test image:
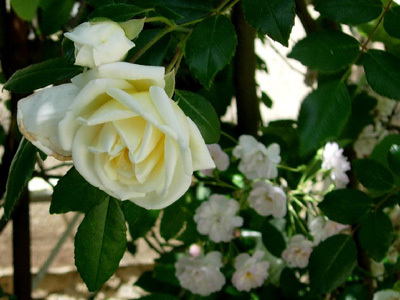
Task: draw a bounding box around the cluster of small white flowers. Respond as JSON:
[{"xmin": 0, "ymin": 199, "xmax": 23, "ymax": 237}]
[
  {"xmin": 354, "ymin": 123, "xmax": 388, "ymax": 158},
  {"xmin": 248, "ymin": 181, "xmax": 287, "ymax": 218},
  {"xmin": 372, "ymin": 290, "xmax": 400, "ymax": 300},
  {"xmin": 202, "ymin": 144, "xmax": 230, "ymax": 177},
  {"xmin": 321, "ymin": 142, "xmax": 351, "ymax": 188},
  {"xmin": 309, "ymin": 216, "xmax": 348, "ymax": 244},
  {"xmin": 233, "ymin": 135, "xmax": 281, "ymax": 180},
  {"xmin": 232, "ymin": 251, "xmax": 270, "ymax": 292},
  {"xmin": 194, "ymin": 194, "xmax": 243, "ymax": 242},
  {"xmin": 282, "ymin": 234, "xmax": 314, "ymax": 269},
  {"xmin": 175, "ymin": 251, "xmax": 226, "ymax": 296}
]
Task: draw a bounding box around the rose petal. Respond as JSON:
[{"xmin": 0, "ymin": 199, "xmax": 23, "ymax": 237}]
[
  {"xmin": 71, "ymin": 62, "xmax": 165, "ymax": 90},
  {"xmin": 58, "ymin": 78, "xmax": 132, "ymax": 151},
  {"xmin": 17, "ymin": 83, "xmax": 79, "ymax": 160},
  {"xmin": 187, "ymin": 118, "xmax": 215, "ymax": 170}
]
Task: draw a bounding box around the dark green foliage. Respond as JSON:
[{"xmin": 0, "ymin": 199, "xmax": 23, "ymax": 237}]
[
  {"xmin": 75, "ymin": 198, "xmax": 127, "ymax": 291},
  {"xmin": 4, "ymin": 139, "xmax": 37, "ymax": 219}
]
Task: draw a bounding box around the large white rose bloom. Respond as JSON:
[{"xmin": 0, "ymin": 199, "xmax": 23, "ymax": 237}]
[
  {"xmin": 64, "ymin": 21, "xmax": 135, "ymax": 68},
  {"xmin": 309, "ymin": 216, "xmax": 348, "ymax": 245},
  {"xmin": 232, "ymin": 250, "xmax": 270, "ymax": 292},
  {"xmin": 175, "ymin": 251, "xmax": 226, "ymax": 296},
  {"xmin": 17, "ymin": 62, "xmax": 215, "ymax": 209},
  {"xmin": 373, "ymin": 290, "xmax": 400, "ymax": 300},
  {"xmin": 282, "ymin": 234, "xmax": 313, "ymax": 269},
  {"xmin": 248, "ymin": 181, "xmax": 287, "ymax": 218},
  {"xmin": 233, "ymin": 135, "xmax": 280, "ymax": 180},
  {"xmin": 321, "ymin": 142, "xmax": 351, "ymax": 188},
  {"xmin": 194, "ymin": 194, "xmax": 243, "ymax": 242}
]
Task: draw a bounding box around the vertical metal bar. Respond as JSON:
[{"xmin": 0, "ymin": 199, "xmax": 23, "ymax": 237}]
[{"xmin": 12, "ymin": 188, "xmax": 32, "ymax": 300}]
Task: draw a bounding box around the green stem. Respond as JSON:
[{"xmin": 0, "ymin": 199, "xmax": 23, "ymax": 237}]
[
  {"xmin": 165, "ymin": 30, "xmax": 192, "ymax": 73},
  {"xmin": 199, "ymin": 179, "xmax": 239, "ymax": 190},
  {"xmin": 220, "ymin": 0, "xmax": 240, "ymax": 14},
  {"xmin": 277, "ymin": 164, "xmax": 306, "ymax": 172}
]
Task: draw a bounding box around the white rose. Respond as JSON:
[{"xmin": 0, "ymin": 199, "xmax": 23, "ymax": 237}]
[
  {"xmin": 64, "ymin": 21, "xmax": 135, "ymax": 68},
  {"xmin": 233, "ymin": 135, "xmax": 281, "ymax": 180},
  {"xmin": 194, "ymin": 194, "xmax": 243, "ymax": 242},
  {"xmin": 321, "ymin": 142, "xmax": 351, "ymax": 188},
  {"xmin": 175, "ymin": 251, "xmax": 226, "ymax": 296},
  {"xmin": 17, "ymin": 62, "xmax": 215, "ymax": 209},
  {"xmin": 248, "ymin": 181, "xmax": 287, "ymax": 218},
  {"xmin": 232, "ymin": 251, "xmax": 270, "ymax": 292},
  {"xmin": 282, "ymin": 234, "xmax": 313, "ymax": 269},
  {"xmin": 309, "ymin": 216, "xmax": 348, "ymax": 245}
]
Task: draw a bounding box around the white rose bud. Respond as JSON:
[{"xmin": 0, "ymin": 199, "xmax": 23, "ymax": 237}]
[
  {"xmin": 64, "ymin": 21, "xmax": 135, "ymax": 68},
  {"xmin": 17, "ymin": 62, "xmax": 215, "ymax": 209}
]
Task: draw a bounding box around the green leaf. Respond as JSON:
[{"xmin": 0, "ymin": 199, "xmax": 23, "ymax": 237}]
[
  {"xmin": 11, "ymin": 0, "xmax": 40, "ymax": 21},
  {"xmin": 388, "ymin": 144, "xmax": 400, "ymax": 176},
  {"xmin": 384, "ymin": 7, "xmax": 400, "ymax": 39},
  {"xmin": 4, "ymin": 138, "xmax": 37, "ymax": 219},
  {"xmin": 174, "ymin": 89, "xmax": 220, "ymax": 144},
  {"xmin": 288, "ymin": 31, "xmax": 360, "ymax": 73},
  {"xmin": 319, "ymin": 189, "xmax": 373, "ymax": 224},
  {"xmin": 75, "ymin": 198, "xmax": 126, "ymax": 292},
  {"xmin": 359, "ymin": 210, "xmax": 393, "ymax": 262},
  {"xmin": 155, "ymin": 0, "xmax": 213, "ymax": 23},
  {"xmin": 62, "ymin": 37, "xmax": 75, "ymax": 64},
  {"xmin": 50, "ymin": 167, "xmax": 109, "ymax": 214},
  {"xmin": 309, "ymin": 234, "xmax": 357, "ymax": 294},
  {"xmin": 160, "ymin": 198, "xmax": 187, "ymax": 241},
  {"xmin": 371, "ymin": 134, "xmax": 400, "ymax": 169},
  {"xmin": 363, "ymin": 49, "xmax": 400, "ymax": 101},
  {"xmin": 154, "ymin": 5, "xmax": 184, "ymax": 21},
  {"xmin": 297, "ymin": 81, "xmax": 351, "ymax": 156},
  {"xmin": 185, "ymin": 15, "xmax": 237, "ymax": 89},
  {"xmin": 353, "ymin": 159, "xmax": 394, "ymax": 191},
  {"xmin": 4, "ymin": 57, "xmax": 82, "ymax": 93},
  {"xmin": 261, "ymin": 221, "xmax": 286, "ymax": 257},
  {"xmin": 39, "ymin": 0, "xmax": 75, "ymax": 35},
  {"xmin": 314, "ymin": 0, "xmax": 382, "ymax": 25},
  {"xmin": 127, "ymin": 29, "xmax": 171, "ymax": 66},
  {"xmin": 89, "ymin": 4, "xmax": 146, "ymax": 22},
  {"xmin": 242, "ymin": 0, "xmax": 295, "ymax": 46},
  {"xmin": 261, "ymin": 92, "xmax": 273, "ymax": 108},
  {"xmin": 122, "ymin": 201, "xmax": 159, "ymax": 240}
]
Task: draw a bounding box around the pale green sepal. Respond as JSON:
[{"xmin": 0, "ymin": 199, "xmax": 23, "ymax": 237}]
[
  {"xmin": 164, "ymin": 69, "xmax": 175, "ymax": 98},
  {"xmin": 120, "ymin": 18, "xmax": 145, "ymax": 40}
]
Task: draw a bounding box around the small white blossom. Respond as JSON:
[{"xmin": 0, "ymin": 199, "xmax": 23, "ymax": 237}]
[
  {"xmin": 233, "ymin": 135, "xmax": 281, "ymax": 180},
  {"xmin": 282, "ymin": 235, "xmax": 313, "ymax": 269},
  {"xmin": 202, "ymin": 144, "xmax": 230, "ymax": 177},
  {"xmin": 248, "ymin": 181, "xmax": 287, "ymax": 218},
  {"xmin": 373, "ymin": 290, "xmax": 400, "ymax": 300},
  {"xmin": 194, "ymin": 194, "xmax": 243, "ymax": 242},
  {"xmin": 309, "ymin": 216, "xmax": 348, "ymax": 244},
  {"xmin": 175, "ymin": 251, "xmax": 226, "ymax": 296},
  {"xmin": 232, "ymin": 251, "xmax": 270, "ymax": 292},
  {"xmin": 321, "ymin": 142, "xmax": 351, "ymax": 188}
]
